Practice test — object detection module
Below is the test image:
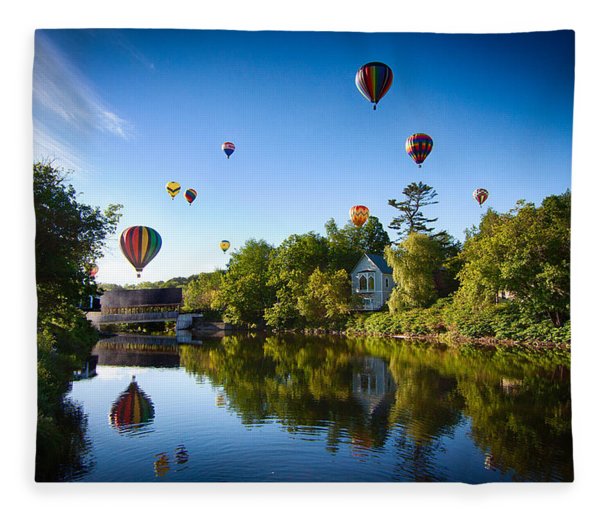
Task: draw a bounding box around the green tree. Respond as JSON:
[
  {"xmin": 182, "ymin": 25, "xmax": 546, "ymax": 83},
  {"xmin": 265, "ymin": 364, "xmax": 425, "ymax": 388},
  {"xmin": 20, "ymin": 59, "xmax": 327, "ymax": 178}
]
[
  {"xmin": 297, "ymin": 268, "xmax": 360, "ymax": 329},
  {"xmin": 215, "ymin": 239, "xmax": 275, "ymax": 326},
  {"xmin": 385, "ymin": 233, "xmax": 444, "ymax": 310},
  {"xmin": 34, "ymin": 162, "xmax": 122, "ymax": 317},
  {"xmin": 456, "ymin": 192, "xmax": 570, "ymax": 327},
  {"xmin": 264, "ymin": 232, "xmax": 330, "ymax": 328},
  {"xmin": 34, "ymin": 162, "xmax": 121, "ymax": 480},
  {"xmin": 325, "ymin": 216, "xmax": 391, "ymax": 272},
  {"xmin": 388, "ymin": 182, "xmax": 438, "ymax": 240},
  {"xmin": 183, "ymin": 271, "xmax": 223, "ymax": 312}
]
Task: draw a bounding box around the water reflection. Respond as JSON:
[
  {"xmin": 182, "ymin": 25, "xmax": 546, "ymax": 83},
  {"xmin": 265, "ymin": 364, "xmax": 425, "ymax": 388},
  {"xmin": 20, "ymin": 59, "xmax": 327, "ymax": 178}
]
[
  {"xmin": 62, "ymin": 333, "xmax": 572, "ymax": 482},
  {"xmin": 177, "ymin": 334, "xmax": 572, "ymax": 481},
  {"xmin": 109, "ymin": 376, "xmax": 155, "ymax": 435}
]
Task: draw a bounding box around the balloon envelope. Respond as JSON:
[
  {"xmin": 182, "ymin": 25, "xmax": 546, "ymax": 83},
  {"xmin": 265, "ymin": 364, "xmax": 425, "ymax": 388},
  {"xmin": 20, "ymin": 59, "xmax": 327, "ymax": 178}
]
[
  {"xmin": 349, "ymin": 205, "xmax": 370, "ymax": 227},
  {"xmin": 473, "ymin": 188, "xmax": 489, "ymax": 206},
  {"xmin": 184, "ymin": 188, "xmax": 197, "ymax": 205},
  {"xmin": 220, "ymin": 240, "xmax": 231, "ymax": 253},
  {"xmin": 355, "ymin": 62, "xmax": 393, "ymax": 110},
  {"xmin": 222, "ymin": 142, "xmax": 235, "ymax": 158},
  {"xmin": 166, "ymin": 181, "xmax": 181, "ymax": 200},
  {"xmin": 89, "ymin": 264, "xmax": 99, "ymax": 278},
  {"xmin": 406, "ymin": 133, "xmax": 434, "ymax": 167},
  {"xmin": 120, "ymin": 226, "xmax": 162, "ymax": 277}
]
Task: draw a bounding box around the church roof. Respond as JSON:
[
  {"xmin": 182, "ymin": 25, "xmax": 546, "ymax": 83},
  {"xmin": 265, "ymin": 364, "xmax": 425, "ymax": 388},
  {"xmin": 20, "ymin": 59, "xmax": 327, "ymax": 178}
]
[{"xmin": 365, "ymin": 254, "xmax": 393, "ymax": 274}]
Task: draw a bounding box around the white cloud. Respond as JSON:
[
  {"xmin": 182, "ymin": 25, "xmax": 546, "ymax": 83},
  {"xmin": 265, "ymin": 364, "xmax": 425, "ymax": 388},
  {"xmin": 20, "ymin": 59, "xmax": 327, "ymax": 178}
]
[{"xmin": 33, "ymin": 33, "xmax": 131, "ymax": 140}]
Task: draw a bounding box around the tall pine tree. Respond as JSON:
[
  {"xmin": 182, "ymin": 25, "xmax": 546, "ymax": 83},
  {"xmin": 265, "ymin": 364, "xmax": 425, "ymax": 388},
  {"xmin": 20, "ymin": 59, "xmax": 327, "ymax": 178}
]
[{"xmin": 388, "ymin": 182, "xmax": 438, "ymax": 240}]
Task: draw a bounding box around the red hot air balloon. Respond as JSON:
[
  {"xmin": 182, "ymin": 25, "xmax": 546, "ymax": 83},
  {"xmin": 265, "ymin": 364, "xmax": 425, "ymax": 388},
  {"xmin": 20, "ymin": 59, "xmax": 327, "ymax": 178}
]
[
  {"xmin": 89, "ymin": 264, "xmax": 99, "ymax": 278},
  {"xmin": 473, "ymin": 188, "xmax": 489, "ymax": 207},
  {"xmin": 222, "ymin": 142, "xmax": 235, "ymax": 159},
  {"xmin": 109, "ymin": 376, "xmax": 155, "ymax": 434},
  {"xmin": 349, "ymin": 205, "xmax": 370, "ymax": 227},
  {"xmin": 406, "ymin": 133, "xmax": 434, "ymax": 168},
  {"xmin": 184, "ymin": 188, "xmax": 197, "ymax": 206},
  {"xmin": 119, "ymin": 226, "xmax": 162, "ymax": 278},
  {"xmin": 355, "ymin": 62, "xmax": 393, "ymax": 110}
]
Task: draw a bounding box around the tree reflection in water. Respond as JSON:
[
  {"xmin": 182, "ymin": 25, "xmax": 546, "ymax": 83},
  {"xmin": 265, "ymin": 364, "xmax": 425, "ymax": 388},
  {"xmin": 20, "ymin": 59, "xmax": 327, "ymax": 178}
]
[{"xmin": 179, "ymin": 334, "xmax": 572, "ymax": 482}]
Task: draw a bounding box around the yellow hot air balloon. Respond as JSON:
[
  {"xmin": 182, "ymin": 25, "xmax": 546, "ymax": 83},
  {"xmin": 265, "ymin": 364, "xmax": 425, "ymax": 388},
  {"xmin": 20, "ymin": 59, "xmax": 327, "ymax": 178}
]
[
  {"xmin": 220, "ymin": 240, "xmax": 231, "ymax": 253},
  {"xmin": 166, "ymin": 181, "xmax": 181, "ymax": 200}
]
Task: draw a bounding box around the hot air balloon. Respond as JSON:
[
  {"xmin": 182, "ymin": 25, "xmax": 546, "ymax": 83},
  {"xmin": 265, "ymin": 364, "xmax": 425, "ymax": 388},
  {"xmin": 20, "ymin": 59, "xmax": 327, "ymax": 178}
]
[
  {"xmin": 222, "ymin": 142, "xmax": 235, "ymax": 159},
  {"xmin": 220, "ymin": 240, "xmax": 231, "ymax": 253},
  {"xmin": 473, "ymin": 188, "xmax": 489, "ymax": 207},
  {"xmin": 109, "ymin": 376, "xmax": 155, "ymax": 434},
  {"xmin": 355, "ymin": 62, "xmax": 393, "ymax": 110},
  {"xmin": 120, "ymin": 226, "xmax": 162, "ymax": 278},
  {"xmin": 406, "ymin": 133, "xmax": 434, "ymax": 168},
  {"xmin": 89, "ymin": 264, "xmax": 99, "ymax": 278},
  {"xmin": 349, "ymin": 205, "xmax": 369, "ymax": 227},
  {"xmin": 184, "ymin": 188, "xmax": 197, "ymax": 206},
  {"xmin": 166, "ymin": 181, "xmax": 181, "ymax": 200}
]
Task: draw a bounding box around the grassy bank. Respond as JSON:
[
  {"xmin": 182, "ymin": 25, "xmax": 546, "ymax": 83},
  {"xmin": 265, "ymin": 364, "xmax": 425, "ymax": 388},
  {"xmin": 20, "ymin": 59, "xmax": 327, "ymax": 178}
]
[{"xmin": 344, "ymin": 299, "xmax": 570, "ymax": 348}]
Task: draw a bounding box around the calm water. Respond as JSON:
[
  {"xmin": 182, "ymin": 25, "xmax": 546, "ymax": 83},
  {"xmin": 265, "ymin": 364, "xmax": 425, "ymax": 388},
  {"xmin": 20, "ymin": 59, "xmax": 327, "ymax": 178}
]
[{"xmin": 64, "ymin": 333, "xmax": 572, "ymax": 482}]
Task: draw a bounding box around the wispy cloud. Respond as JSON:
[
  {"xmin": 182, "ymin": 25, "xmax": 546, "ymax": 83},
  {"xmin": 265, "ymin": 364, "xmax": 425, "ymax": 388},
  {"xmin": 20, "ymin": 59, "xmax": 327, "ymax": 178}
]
[
  {"xmin": 33, "ymin": 32, "xmax": 131, "ymax": 140},
  {"xmin": 33, "ymin": 119, "xmax": 88, "ymax": 172}
]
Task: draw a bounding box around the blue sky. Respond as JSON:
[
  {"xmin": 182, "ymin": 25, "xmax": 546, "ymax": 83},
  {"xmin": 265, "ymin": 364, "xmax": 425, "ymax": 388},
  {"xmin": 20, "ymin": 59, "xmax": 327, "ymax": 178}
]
[{"xmin": 33, "ymin": 29, "xmax": 574, "ymax": 284}]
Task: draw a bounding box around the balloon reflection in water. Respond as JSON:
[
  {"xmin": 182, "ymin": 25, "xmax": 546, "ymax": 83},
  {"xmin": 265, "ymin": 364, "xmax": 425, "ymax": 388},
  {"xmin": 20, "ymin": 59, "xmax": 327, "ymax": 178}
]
[
  {"xmin": 109, "ymin": 375, "xmax": 155, "ymax": 434},
  {"xmin": 175, "ymin": 445, "xmax": 189, "ymax": 466},
  {"xmin": 154, "ymin": 452, "xmax": 170, "ymax": 477}
]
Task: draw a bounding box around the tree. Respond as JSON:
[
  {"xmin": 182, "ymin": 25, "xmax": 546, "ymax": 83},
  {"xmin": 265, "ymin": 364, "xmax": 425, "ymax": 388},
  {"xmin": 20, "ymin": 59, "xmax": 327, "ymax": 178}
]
[
  {"xmin": 183, "ymin": 271, "xmax": 224, "ymax": 312},
  {"xmin": 385, "ymin": 233, "xmax": 444, "ymax": 310},
  {"xmin": 456, "ymin": 192, "xmax": 570, "ymax": 327},
  {"xmin": 325, "ymin": 216, "xmax": 391, "ymax": 272},
  {"xmin": 388, "ymin": 182, "xmax": 438, "ymax": 240},
  {"xmin": 264, "ymin": 232, "xmax": 330, "ymax": 328},
  {"xmin": 34, "ymin": 162, "xmax": 121, "ymax": 480},
  {"xmin": 215, "ymin": 239, "xmax": 275, "ymax": 326},
  {"xmin": 297, "ymin": 268, "xmax": 361, "ymax": 329},
  {"xmin": 34, "ymin": 162, "xmax": 122, "ymax": 317}
]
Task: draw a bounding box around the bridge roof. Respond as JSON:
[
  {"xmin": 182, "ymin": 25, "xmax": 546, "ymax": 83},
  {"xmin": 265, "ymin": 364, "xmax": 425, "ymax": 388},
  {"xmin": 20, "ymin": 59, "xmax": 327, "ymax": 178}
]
[{"xmin": 101, "ymin": 288, "xmax": 182, "ymax": 309}]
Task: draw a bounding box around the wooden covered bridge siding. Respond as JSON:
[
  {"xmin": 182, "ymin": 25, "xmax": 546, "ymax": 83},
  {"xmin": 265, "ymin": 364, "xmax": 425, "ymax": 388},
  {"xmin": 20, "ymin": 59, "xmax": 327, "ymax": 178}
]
[
  {"xmin": 86, "ymin": 288, "xmax": 231, "ymax": 337},
  {"xmin": 87, "ymin": 288, "xmax": 190, "ymax": 327}
]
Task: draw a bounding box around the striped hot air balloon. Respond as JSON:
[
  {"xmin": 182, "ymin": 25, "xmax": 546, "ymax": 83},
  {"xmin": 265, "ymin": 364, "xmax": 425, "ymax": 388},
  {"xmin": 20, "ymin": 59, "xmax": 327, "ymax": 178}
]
[
  {"xmin": 473, "ymin": 188, "xmax": 489, "ymax": 207},
  {"xmin": 184, "ymin": 188, "xmax": 197, "ymax": 206},
  {"xmin": 166, "ymin": 181, "xmax": 181, "ymax": 200},
  {"xmin": 349, "ymin": 205, "xmax": 370, "ymax": 227},
  {"xmin": 406, "ymin": 133, "xmax": 434, "ymax": 168},
  {"xmin": 109, "ymin": 376, "xmax": 155, "ymax": 434},
  {"xmin": 222, "ymin": 142, "xmax": 235, "ymax": 159},
  {"xmin": 355, "ymin": 62, "xmax": 394, "ymax": 110},
  {"xmin": 220, "ymin": 240, "xmax": 231, "ymax": 253},
  {"xmin": 119, "ymin": 226, "xmax": 162, "ymax": 278}
]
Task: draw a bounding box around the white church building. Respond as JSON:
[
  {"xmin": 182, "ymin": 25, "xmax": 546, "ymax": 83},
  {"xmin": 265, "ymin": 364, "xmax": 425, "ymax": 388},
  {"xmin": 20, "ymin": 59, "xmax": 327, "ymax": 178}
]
[{"xmin": 350, "ymin": 254, "xmax": 395, "ymax": 311}]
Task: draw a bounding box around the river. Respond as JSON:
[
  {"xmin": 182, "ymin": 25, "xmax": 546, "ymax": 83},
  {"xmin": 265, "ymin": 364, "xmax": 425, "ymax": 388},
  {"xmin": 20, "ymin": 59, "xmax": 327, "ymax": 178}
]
[{"xmin": 62, "ymin": 333, "xmax": 572, "ymax": 482}]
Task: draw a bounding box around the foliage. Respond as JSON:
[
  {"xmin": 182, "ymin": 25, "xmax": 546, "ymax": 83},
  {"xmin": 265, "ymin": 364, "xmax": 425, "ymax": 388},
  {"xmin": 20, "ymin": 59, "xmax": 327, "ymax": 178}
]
[
  {"xmin": 34, "ymin": 162, "xmax": 121, "ymax": 479},
  {"xmin": 385, "ymin": 233, "xmax": 444, "ymax": 310},
  {"xmin": 182, "ymin": 271, "xmax": 224, "ymax": 315},
  {"xmin": 34, "ymin": 162, "xmax": 122, "ymax": 316},
  {"xmin": 325, "ymin": 216, "xmax": 391, "ymax": 272},
  {"xmin": 264, "ymin": 232, "xmax": 330, "ymax": 328},
  {"xmin": 456, "ymin": 192, "xmax": 570, "ymax": 327},
  {"xmin": 215, "ymin": 239, "xmax": 275, "ymax": 326},
  {"xmin": 388, "ymin": 182, "xmax": 439, "ymax": 240},
  {"xmin": 297, "ymin": 268, "xmax": 361, "ymax": 329}
]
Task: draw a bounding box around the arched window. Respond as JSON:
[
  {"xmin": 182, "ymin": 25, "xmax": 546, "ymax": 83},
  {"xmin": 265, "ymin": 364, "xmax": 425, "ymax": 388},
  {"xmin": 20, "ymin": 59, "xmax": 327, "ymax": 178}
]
[
  {"xmin": 368, "ymin": 276, "xmax": 375, "ymax": 291},
  {"xmin": 359, "ymin": 275, "xmax": 367, "ymax": 290}
]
